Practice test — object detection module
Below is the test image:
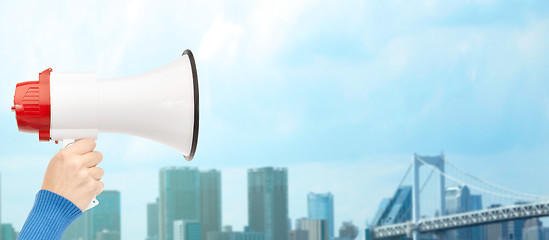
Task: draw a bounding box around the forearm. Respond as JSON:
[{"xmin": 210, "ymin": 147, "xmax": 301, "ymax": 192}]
[{"xmin": 18, "ymin": 190, "xmax": 82, "ymax": 240}]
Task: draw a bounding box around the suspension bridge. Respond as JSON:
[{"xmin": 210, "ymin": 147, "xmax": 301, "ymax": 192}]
[{"xmin": 366, "ymin": 154, "xmax": 549, "ymax": 240}]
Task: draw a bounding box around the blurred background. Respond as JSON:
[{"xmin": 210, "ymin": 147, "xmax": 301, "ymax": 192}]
[{"xmin": 0, "ymin": 0, "xmax": 549, "ymax": 240}]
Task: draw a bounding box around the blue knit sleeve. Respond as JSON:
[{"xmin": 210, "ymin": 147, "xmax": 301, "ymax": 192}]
[{"xmin": 18, "ymin": 190, "xmax": 83, "ymax": 240}]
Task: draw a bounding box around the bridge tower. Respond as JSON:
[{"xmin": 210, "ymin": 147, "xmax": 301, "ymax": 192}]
[{"xmin": 412, "ymin": 153, "xmax": 445, "ymax": 240}]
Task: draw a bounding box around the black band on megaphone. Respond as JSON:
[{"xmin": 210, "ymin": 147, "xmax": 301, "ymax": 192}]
[{"xmin": 183, "ymin": 49, "xmax": 199, "ymax": 161}]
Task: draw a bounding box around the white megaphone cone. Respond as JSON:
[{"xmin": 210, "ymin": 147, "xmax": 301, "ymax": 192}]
[{"xmin": 12, "ymin": 49, "xmax": 199, "ymax": 209}]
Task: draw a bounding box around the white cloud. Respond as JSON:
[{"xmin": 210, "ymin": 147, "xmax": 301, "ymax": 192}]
[
  {"xmin": 514, "ymin": 18, "xmax": 549, "ymax": 63},
  {"xmin": 197, "ymin": 16, "xmax": 243, "ymax": 62},
  {"xmin": 94, "ymin": 0, "xmax": 148, "ymax": 76},
  {"xmin": 243, "ymin": 0, "xmax": 313, "ymax": 62}
]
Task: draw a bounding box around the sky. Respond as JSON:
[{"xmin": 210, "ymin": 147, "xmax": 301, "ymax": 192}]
[{"xmin": 1, "ymin": 0, "xmax": 549, "ymax": 239}]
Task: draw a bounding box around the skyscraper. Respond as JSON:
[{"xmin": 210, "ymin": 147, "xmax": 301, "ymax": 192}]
[
  {"xmin": 484, "ymin": 204, "xmax": 508, "ymax": 240},
  {"xmin": 522, "ymin": 218, "xmax": 543, "ymax": 240},
  {"xmin": 297, "ymin": 219, "xmax": 328, "ymax": 240},
  {"xmin": 288, "ymin": 229, "xmax": 308, "ymax": 240},
  {"xmin": 200, "ymin": 170, "xmax": 222, "ymax": 240},
  {"xmin": 307, "ymin": 193, "xmax": 334, "ymax": 238},
  {"xmin": 206, "ymin": 226, "xmax": 265, "ymax": 240},
  {"xmin": 372, "ymin": 186, "xmax": 412, "ymax": 226},
  {"xmin": 62, "ymin": 207, "xmax": 93, "ymax": 240},
  {"xmin": 338, "ymin": 222, "xmax": 358, "ymax": 240},
  {"xmin": 370, "ymin": 198, "xmax": 390, "ymax": 227},
  {"xmin": 63, "ymin": 190, "xmax": 121, "ymax": 240},
  {"xmin": 96, "ymin": 229, "xmax": 120, "ymax": 240},
  {"xmin": 92, "ymin": 190, "xmax": 121, "ymax": 240},
  {"xmin": 160, "ymin": 167, "xmax": 201, "ymax": 240},
  {"xmin": 444, "ymin": 186, "xmax": 471, "ymax": 240},
  {"xmin": 147, "ymin": 198, "xmax": 160, "ymax": 240},
  {"xmin": 248, "ymin": 167, "xmax": 288, "ymax": 240},
  {"xmin": 509, "ymin": 218, "xmax": 527, "ymax": 240},
  {"xmin": 174, "ymin": 220, "xmax": 202, "ymax": 240},
  {"xmin": 2, "ymin": 223, "xmax": 16, "ymax": 240},
  {"xmin": 470, "ymin": 194, "xmax": 484, "ymax": 240}
]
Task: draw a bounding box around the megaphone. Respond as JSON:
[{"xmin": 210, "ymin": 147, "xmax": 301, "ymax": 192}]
[{"xmin": 11, "ymin": 49, "xmax": 199, "ymax": 208}]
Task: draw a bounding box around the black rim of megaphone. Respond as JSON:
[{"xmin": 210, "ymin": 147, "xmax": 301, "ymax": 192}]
[{"xmin": 183, "ymin": 49, "xmax": 199, "ymax": 161}]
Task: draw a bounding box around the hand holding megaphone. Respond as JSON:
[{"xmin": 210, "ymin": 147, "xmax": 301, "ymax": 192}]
[
  {"xmin": 12, "ymin": 50, "xmax": 199, "ymax": 210},
  {"xmin": 42, "ymin": 139, "xmax": 104, "ymax": 211}
]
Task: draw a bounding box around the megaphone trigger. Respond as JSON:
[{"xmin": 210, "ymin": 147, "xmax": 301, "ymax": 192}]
[{"xmin": 62, "ymin": 139, "xmax": 76, "ymax": 148}]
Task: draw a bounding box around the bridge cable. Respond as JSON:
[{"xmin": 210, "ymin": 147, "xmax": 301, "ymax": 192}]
[
  {"xmin": 397, "ymin": 163, "xmax": 412, "ymax": 189},
  {"xmin": 416, "ymin": 156, "xmax": 542, "ymax": 201},
  {"xmin": 396, "ymin": 167, "xmax": 437, "ymax": 225},
  {"xmin": 443, "ymin": 158, "xmax": 548, "ymax": 200}
]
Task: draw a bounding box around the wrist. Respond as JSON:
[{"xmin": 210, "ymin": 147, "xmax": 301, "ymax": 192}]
[
  {"xmin": 18, "ymin": 190, "xmax": 83, "ymax": 240},
  {"xmin": 35, "ymin": 189, "xmax": 82, "ymax": 219}
]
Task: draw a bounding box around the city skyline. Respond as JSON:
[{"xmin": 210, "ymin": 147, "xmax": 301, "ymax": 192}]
[
  {"xmin": 3, "ymin": 158, "xmax": 549, "ymax": 240},
  {"xmin": 2, "ymin": 0, "xmax": 549, "ymax": 239}
]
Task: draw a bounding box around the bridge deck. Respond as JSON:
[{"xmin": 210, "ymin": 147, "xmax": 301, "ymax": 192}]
[{"xmin": 372, "ymin": 201, "xmax": 549, "ymax": 239}]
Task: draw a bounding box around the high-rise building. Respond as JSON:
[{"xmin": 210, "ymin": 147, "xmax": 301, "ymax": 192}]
[
  {"xmin": 160, "ymin": 167, "xmax": 201, "ymax": 240},
  {"xmin": 174, "ymin": 220, "xmax": 202, "ymax": 240},
  {"xmin": 200, "ymin": 170, "xmax": 222, "ymax": 240},
  {"xmin": 372, "ymin": 186, "xmax": 412, "ymax": 226},
  {"xmin": 542, "ymin": 227, "xmax": 549, "ymax": 240},
  {"xmin": 508, "ymin": 218, "xmax": 527, "ymax": 240},
  {"xmin": 444, "ymin": 186, "xmax": 471, "ymax": 240},
  {"xmin": 62, "ymin": 190, "xmax": 121, "ymax": 240},
  {"xmin": 470, "ymin": 195, "xmax": 482, "ymax": 211},
  {"xmin": 62, "ymin": 209, "xmax": 93, "ymax": 240},
  {"xmin": 2, "ymin": 223, "xmax": 16, "ymax": 240},
  {"xmin": 297, "ymin": 219, "xmax": 328, "ymax": 240},
  {"xmin": 147, "ymin": 198, "xmax": 160, "ymax": 240},
  {"xmin": 522, "ymin": 218, "xmax": 543, "ymax": 240},
  {"xmin": 288, "ymin": 218, "xmax": 292, "ymax": 232},
  {"xmin": 507, "ymin": 201, "xmax": 539, "ymax": 240},
  {"xmin": 288, "ymin": 229, "xmax": 308, "ymax": 240},
  {"xmin": 370, "ymin": 198, "xmax": 390, "ymax": 226},
  {"xmin": 96, "ymin": 229, "xmax": 120, "ymax": 240},
  {"xmin": 248, "ymin": 167, "xmax": 288, "ymax": 240},
  {"xmin": 469, "ymin": 194, "xmax": 484, "ymax": 240},
  {"xmin": 307, "ymin": 193, "xmax": 334, "ymax": 239},
  {"xmin": 484, "ymin": 204, "xmax": 508, "ymax": 240},
  {"xmin": 206, "ymin": 226, "xmax": 265, "ymax": 240},
  {"xmin": 92, "ymin": 190, "xmax": 121, "ymax": 240},
  {"xmin": 445, "ymin": 186, "xmax": 471, "ymax": 214},
  {"xmin": 339, "ymin": 222, "xmax": 358, "ymax": 240}
]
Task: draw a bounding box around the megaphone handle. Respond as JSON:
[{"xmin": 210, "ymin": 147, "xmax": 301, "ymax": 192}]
[{"xmin": 61, "ymin": 139, "xmax": 100, "ymax": 211}]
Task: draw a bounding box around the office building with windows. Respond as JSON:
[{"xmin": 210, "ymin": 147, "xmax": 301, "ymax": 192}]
[
  {"xmin": 248, "ymin": 167, "xmax": 288, "ymax": 240},
  {"xmin": 160, "ymin": 167, "xmax": 201, "ymax": 240},
  {"xmin": 307, "ymin": 193, "xmax": 334, "ymax": 239}
]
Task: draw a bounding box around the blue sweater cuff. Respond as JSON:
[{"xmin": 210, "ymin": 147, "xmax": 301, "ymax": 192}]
[{"xmin": 18, "ymin": 190, "xmax": 83, "ymax": 240}]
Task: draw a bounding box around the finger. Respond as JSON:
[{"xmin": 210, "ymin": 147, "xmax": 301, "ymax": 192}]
[
  {"xmin": 64, "ymin": 139, "xmax": 96, "ymax": 155},
  {"xmin": 89, "ymin": 167, "xmax": 104, "ymax": 180},
  {"xmin": 96, "ymin": 181, "xmax": 105, "ymax": 195},
  {"xmin": 83, "ymin": 151, "xmax": 103, "ymax": 167}
]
